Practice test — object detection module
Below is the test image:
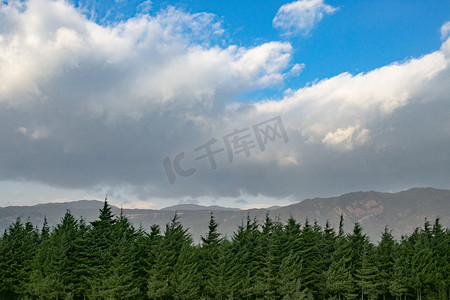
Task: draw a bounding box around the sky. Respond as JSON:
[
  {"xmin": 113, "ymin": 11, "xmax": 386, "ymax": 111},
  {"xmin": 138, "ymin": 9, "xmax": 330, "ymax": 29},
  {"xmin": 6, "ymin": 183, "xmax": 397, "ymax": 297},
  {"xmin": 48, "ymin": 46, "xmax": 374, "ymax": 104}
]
[{"xmin": 1, "ymin": 0, "xmax": 450, "ymax": 209}]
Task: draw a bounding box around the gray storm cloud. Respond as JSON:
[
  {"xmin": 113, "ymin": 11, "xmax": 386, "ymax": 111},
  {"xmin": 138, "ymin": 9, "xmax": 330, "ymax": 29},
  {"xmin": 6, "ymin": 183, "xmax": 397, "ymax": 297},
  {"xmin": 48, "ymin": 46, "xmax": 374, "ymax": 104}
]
[{"xmin": 1, "ymin": 0, "xmax": 450, "ymax": 202}]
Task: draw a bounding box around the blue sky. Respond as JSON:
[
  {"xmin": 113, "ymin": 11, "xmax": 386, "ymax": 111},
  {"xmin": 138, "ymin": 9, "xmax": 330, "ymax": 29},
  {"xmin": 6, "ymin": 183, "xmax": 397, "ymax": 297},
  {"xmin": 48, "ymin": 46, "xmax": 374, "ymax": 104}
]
[
  {"xmin": 73, "ymin": 0, "xmax": 450, "ymax": 99},
  {"xmin": 1, "ymin": 0, "xmax": 450, "ymax": 209}
]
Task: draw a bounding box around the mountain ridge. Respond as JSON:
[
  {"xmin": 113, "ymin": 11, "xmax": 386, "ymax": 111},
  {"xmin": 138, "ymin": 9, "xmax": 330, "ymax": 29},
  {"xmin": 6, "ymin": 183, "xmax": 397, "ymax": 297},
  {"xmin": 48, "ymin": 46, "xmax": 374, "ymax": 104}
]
[
  {"xmin": 1, "ymin": 187, "xmax": 449, "ymax": 242},
  {"xmin": 160, "ymin": 204, "xmax": 241, "ymax": 211}
]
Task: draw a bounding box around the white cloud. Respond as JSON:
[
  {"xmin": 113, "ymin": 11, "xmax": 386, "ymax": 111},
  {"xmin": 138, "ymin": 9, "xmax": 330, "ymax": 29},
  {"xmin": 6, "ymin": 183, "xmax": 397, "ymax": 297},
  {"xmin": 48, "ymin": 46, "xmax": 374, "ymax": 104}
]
[
  {"xmin": 288, "ymin": 63, "xmax": 305, "ymax": 76},
  {"xmin": 0, "ymin": 0, "xmax": 292, "ymax": 117},
  {"xmin": 441, "ymin": 21, "xmax": 450, "ymax": 40},
  {"xmin": 137, "ymin": 0, "xmax": 152, "ymax": 14},
  {"xmin": 322, "ymin": 124, "xmax": 370, "ymax": 150},
  {"xmin": 121, "ymin": 200, "xmax": 157, "ymax": 209},
  {"xmin": 253, "ymin": 47, "xmax": 447, "ymax": 149},
  {"xmin": 0, "ymin": 0, "xmax": 294, "ymax": 196},
  {"xmin": 273, "ymin": 0, "xmax": 338, "ymax": 36},
  {"xmin": 2, "ymin": 0, "xmax": 450, "ymax": 206},
  {"xmin": 243, "ymin": 203, "xmax": 272, "ymax": 210},
  {"xmin": 17, "ymin": 126, "xmax": 49, "ymax": 140},
  {"xmin": 213, "ymin": 36, "xmax": 450, "ymax": 198}
]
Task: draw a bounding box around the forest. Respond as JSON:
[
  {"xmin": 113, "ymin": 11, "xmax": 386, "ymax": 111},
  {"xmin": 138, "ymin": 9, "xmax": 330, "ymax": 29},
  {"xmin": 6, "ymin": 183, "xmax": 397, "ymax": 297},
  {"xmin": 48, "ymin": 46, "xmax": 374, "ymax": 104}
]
[{"xmin": 0, "ymin": 199, "xmax": 448, "ymax": 300}]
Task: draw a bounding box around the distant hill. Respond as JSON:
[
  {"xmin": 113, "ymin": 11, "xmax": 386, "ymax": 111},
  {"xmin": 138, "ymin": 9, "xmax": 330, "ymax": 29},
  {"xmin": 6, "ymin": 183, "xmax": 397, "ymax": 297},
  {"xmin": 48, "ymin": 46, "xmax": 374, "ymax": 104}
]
[
  {"xmin": 272, "ymin": 187, "xmax": 450, "ymax": 242},
  {"xmin": 160, "ymin": 204, "xmax": 241, "ymax": 211},
  {"xmin": 0, "ymin": 200, "xmax": 114, "ymax": 233},
  {"xmin": 1, "ymin": 187, "xmax": 449, "ymax": 242}
]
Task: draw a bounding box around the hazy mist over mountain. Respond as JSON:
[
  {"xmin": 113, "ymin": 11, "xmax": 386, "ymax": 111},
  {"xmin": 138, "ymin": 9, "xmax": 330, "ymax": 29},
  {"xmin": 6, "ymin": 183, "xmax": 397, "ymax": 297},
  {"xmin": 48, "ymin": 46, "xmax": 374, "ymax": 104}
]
[{"xmin": 2, "ymin": 187, "xmax": 448, "ymax": 242}]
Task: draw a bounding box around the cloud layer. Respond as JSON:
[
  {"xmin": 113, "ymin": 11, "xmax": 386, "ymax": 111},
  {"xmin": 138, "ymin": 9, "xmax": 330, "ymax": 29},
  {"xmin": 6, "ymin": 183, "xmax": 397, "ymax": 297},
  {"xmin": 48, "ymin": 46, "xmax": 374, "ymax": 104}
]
[
  {"xmin": 1, "ymin": 0, "xmax": 450, "ymax": 204},
  {"xmin": 442, "ymin": 21, "xmax": 450, "ymax": 40},
  {"xmin": 273, "ymin": 0, "xmax": 337, "ymax": 36},
  {"xmin": 0, "ymin": 0, "xmax": 292, "ymax": 192}
]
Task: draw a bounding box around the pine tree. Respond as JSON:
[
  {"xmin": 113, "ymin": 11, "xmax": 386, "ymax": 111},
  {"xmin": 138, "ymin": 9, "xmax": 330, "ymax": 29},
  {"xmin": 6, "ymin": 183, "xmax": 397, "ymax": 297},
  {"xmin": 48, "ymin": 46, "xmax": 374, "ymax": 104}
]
[
  {"xmin": 203, "ymin": 240, "xmax": 238, "ymax": 299},
  {"xmin": 409, "ymin": 231, "xmax": 438, "ymax": 300},
  {"xmin": 199, "ymin": 213, "xmax": 224, "ymax": 297},
  {"xmin": 171, "ymin": 244, "xmax": 201, "ymax": 299},
  {"xmin": 87, "ymin": 210, "xmax": 140, "ymax": 299},
  {"xmin": 324, "ymin": 257, "xmax": 353, "ymax": 300},
  {"xmin": 355, "ymin": 244, "xmax": 381, "ymax": 300},
  {"xmin": 27, "ymin": 211, "xmax": 82, "ymax": 299},
  {"xmin": 252, "ymin": 214, "xmax": 282, "ymax": 299},
  {"xmin": 376, "ymin": 226, "xmax": 397, "ymax": 300},
  {"xmin": 389, "ymin": 257, "xmax": 408, "ymax": 300},
  {"xmin": 277, "ymin": 252, "xmax": 310, "ymax": 300},
  {"xmin": 282, "ymin": 216, "xmax": 302, "ymax": 253},
  {"xmin": 430, "ymin": 218, "xmax": 449, "ymax": 299},
  {"xmin": 134, "ymin": 224, "xmax": 162, "ymax": 298},
  {"xmin": 316, "ymin": 220, "xmax": 337, "ymax": 298},
  {"xmin": 0, "ymin": 218, "xmax": 39, "ymax": 298},
  {"xmin": 338, "ymin": 214, "xmax": 345, "ymax": 236},
  {"xmin": 348, "ymin": 223, "xmax": 370, "ymax": 285},
  {"xmin": 84, "ymin": 197, "xmax": 117, "ymax": 291},
  {"xmin": 324, "ymin": 234, "xmax": 353, "ymax": 300},
  {"xmin": 147, "ymin": 213, "xmax": 193, "ymax": 299},
  {"xmin": 87, "ymin": 238, "xmax": 140, "ymax": 299},
  {"xmin": 40, "ymin": 216, "xmax": 50, "ymax": 240},
  {"xmin": 1, "ymin": 205, "xmax": 450, "ymax": 299},
  {"xmin": 201, "ymin": 212, "xmax": 222, "ymax": 246},
  {"xmin": 444, "ymin": 227, "xmax": 450, "ymax": 300},
  {"xmin": 96, "ymin": 196, "xmax": 116, "ymax": 225},
  {"xmin": 297, "ymin": 219, "xmax": 322, "ymax": 295},
  {"xmin": 71, "ymin": 217, "xmax": 90, "ymax": 297},
  {"xmin": 229, "ymin": 214, "xmax": 261, "ymax": 299}
]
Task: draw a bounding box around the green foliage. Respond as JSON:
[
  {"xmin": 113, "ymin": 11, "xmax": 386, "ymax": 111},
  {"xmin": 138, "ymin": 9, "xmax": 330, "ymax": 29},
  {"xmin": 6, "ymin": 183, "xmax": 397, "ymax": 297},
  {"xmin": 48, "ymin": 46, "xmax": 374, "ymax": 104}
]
[
  {"xmin": 201, "ymin": 212, "xmax": 222, "ymax": 246},
  {"xmin": 27, "ymin": 211, "xmax": 85, "ymax": 299},
  {"xmin": 0, "ymin": 207, "xmax": 448, "ymax": 300},
  {"xmin": 324, "ymin": 232, "xmax": 353, "ymax": 299},
  {"xmin": 0, "ymin": 218, "xmax": 39, "ymax": 298},
  {"xmin": 87, "ymin": 210, "xmax": 140, "ymax": 299},
  {"xmin": 355, "ymin": 245, "xmax": 381, "ymax": 299},
  {"xmin": 376, "ymin": 226, "xmax": 396, "ymax": 298},
  {"xmin": 147, "ymin": 213, "xmax": 193, "ymax": 299}
]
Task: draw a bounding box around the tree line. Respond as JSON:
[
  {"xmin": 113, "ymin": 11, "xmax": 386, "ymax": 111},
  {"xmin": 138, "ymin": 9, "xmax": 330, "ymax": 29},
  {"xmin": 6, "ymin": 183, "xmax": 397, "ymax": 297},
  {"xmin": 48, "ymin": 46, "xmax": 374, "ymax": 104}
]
[{"xmin": 0, "ymin": 199, "xmax": 449, "ymax": 300}]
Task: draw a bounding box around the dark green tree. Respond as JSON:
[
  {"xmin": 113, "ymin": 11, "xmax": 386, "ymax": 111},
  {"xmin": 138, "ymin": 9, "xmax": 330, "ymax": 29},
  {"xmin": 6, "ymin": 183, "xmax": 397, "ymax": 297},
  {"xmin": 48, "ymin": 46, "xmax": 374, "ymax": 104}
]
[
  {"xmin": 229, "ymin": 215, "xmax": 261, "ymax": 299},
  {"xmin": 201, "ymin": 212, "xmax": 222, "ymax": 246},
  {"xmin": 203, "ymin": 240, "xmax": 238, "ymax": 299},
  {"xmin": 297, "ymin": 219, "xmax": 322, "ymax": 295},
  {"xmin": 87, "ymin": 210, "xmax": 140, "ymax": 299},
  {"xmin": 389, "ymin": 256, "xmax": 408, "ymax": 300},
  {"xmin": 27, "ymin": 211, "xmax": 82, "ymax": 299},
  {"xmin": 0, "ymin": 218, "xmax": 39, "ymax": 298},
  {"xmin": 355, "ymin": 245, "xmax": 381, "ymax": 300},
  {"xmin": 147, "ymin": 213, "xmax": 193, "ymax": 299},
  {"xmin": 324, "ymin": 232, "xmax": 353, "ymax": 300},
  {"xmin": 376, "ymin": 227, "xmax": 397, "ymax": 300},
  {"xmin": 40, "ymin": 216, "xmax": 50, "ymax": 240}
]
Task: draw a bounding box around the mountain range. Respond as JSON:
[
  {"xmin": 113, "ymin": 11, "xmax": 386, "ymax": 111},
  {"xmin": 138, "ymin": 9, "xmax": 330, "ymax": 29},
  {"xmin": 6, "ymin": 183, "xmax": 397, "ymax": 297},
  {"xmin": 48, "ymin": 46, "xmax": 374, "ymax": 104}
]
[{"xmin": 1, "ymin": 187, "xmax": 449, "ymax": 242}]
